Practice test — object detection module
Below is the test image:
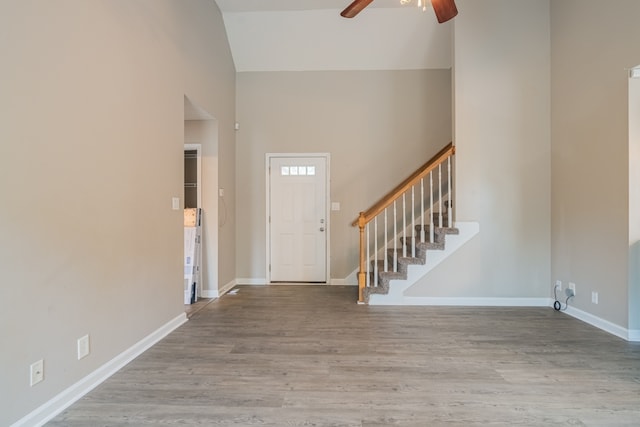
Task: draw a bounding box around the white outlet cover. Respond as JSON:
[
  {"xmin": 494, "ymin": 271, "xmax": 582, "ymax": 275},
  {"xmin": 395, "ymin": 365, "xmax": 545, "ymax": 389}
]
[{"xmin": 30, "ymin": 359, "xmax": 44, "ymax": 386}]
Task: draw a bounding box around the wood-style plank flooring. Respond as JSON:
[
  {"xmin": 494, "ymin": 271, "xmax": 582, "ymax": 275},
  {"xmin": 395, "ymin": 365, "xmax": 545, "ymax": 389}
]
[
  {"xmin": 185, "ymin": 298, "xmax": 214, "ymax": 319},
  {"xmin": 49, "ymin": 286, "xmax": 640, "ymax": 426}
]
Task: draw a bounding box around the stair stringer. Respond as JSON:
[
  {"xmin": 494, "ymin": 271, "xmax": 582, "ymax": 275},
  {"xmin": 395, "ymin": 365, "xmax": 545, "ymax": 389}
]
[{"xmin": 368, "ymin": 221, "xmax": 479, "ymax": 305}]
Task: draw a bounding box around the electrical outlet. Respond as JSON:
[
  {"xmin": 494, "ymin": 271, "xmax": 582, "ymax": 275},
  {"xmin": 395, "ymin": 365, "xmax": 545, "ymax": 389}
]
[
  {"xmin": 569, "ymin": 282, "xmax": 576, "ymax": 296},
  {"xmin": 555, "ymin": 280, "xmax": 562, "ymax": 291},
  {"xmin": 592, "ymin": 291, "xmax": 599, "ymax": 304},
  {"xmin": 77, "ymin": 335, "xmax": 90, "ymax": 360},
  {"xmin": 30, "ymin": 359, "xmax": 44, "ymax": 386}
]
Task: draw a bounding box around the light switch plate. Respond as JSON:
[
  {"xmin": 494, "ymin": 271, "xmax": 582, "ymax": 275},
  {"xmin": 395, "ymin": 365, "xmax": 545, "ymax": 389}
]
[{"xmin": 77, "ymin": 335, "xmax": 90, "ymax": 360}]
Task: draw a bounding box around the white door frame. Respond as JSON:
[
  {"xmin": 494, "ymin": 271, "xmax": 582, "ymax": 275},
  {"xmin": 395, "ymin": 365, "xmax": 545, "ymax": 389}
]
[{"xmin": 265, "ymin": 153, "xmax": 330, "ymax": 284}]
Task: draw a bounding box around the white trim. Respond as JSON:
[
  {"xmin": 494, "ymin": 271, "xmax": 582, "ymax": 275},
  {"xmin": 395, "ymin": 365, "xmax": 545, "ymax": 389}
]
[
  {"xmin": 201, "ymin": 279, "xmax": 235, "ymax": 298},
  {"xmin": 236, "ymin": 278, "xmax": 268, "ymax": 285},
  {"xmin": 11, "ymin": 313, "xmax": 188, "ymax": 427},
  {"xmin": 560, "ymin": 305, "xmax": 638, "ymax": 342},
  {"xmin": 218, "ymin": 279, "xmax": 236, "ymax": 296},
  {"xmin": 265, "ymin": 153, "xmax": 331, "ymax": 284},
  {"xmin": 381, "ymin": 297, "xmax": 552, "ymax": 307}
]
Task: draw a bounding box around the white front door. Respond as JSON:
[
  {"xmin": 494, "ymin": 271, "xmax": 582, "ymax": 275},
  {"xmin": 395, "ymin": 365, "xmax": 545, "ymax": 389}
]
[{"xmin": 269, "ymin": 156, "xmax": 327, "ymax": 282}]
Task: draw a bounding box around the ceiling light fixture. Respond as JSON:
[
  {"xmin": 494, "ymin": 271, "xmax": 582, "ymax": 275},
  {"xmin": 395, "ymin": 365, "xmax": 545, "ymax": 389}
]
[
  {"xmin": 401, "ymin": 0, "xmax": 427, "ymax": 12},
  {"xmin": 341, "ymin": 0, "xmax": 457, "ymax": 23}
]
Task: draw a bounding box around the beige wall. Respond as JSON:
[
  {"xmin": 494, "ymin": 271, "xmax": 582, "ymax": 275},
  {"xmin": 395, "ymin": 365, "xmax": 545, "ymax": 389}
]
[
  {"xmin": 551, "ymin": 0, "xmax": 640, "ymax": 329},
  {"xmin": 0, "ymin": 1, "xmax": 235, "ymax": 425},
  {"xmin": 235, "ymin": 70, "xmax": 452, "ymax": 280},
  {"xmin": 180, "ymin": 3, "xmax": 237, "ymax": 292},
  {"xmin": 406, "ymin": 0, "xmax": 551, "ymax": 298}
]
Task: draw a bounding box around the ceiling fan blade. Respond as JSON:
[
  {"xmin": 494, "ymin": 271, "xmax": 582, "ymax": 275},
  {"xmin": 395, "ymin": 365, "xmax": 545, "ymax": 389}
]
[
  {"xmin": 340, "ymin": 0, "xmax": 374, "ymax": 18},
  {"xmin": 431, "ymin": 0, "xmax": 458, "ymax": 23}
]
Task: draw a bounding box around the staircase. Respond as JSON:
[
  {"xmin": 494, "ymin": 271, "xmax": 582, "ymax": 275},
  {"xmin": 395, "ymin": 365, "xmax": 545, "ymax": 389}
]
[
  {"xmin": 352, "ymin": 142, "xmax": 477, "ymax": 304},
  {"xmin": 364, "ymin": 217, "xmax": 459, "ymax": 302}
]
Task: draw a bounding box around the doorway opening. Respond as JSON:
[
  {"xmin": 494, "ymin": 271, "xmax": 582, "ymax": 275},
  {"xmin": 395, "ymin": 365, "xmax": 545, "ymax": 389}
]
[{"xmin": 184, "ymin": 95, "xmax": 218, "ymax": 316}]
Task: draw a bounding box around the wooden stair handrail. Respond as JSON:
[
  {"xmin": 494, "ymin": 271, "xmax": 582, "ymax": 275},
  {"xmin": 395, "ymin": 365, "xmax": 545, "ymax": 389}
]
[{"xmin": 352, "ymin": 142, "xmax": 455, "ymax": 227}]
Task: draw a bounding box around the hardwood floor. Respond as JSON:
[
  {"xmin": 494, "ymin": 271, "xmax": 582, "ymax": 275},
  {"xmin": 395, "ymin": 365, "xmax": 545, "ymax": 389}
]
[
  {"xmin": 185, "ymin": 297, "xmax": 214, "ymax": 319},
  {"xmin": 48, "ymin": 286, "xmax": 640, "ymax": 426}
]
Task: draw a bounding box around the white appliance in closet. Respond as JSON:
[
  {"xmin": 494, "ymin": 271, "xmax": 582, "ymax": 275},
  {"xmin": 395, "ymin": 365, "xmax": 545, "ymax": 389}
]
[{"xmin": 184, "ymin": 208, "xmax": 202, "ymax": 304}]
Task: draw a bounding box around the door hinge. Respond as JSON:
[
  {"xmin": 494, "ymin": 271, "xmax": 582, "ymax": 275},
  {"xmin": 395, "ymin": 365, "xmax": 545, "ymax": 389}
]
[{"xmin": 269, "ymin": 264, "xmax": 271, "ymax": 272}]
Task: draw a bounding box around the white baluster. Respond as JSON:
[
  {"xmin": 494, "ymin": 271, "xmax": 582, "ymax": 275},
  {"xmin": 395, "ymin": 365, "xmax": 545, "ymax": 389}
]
[
  {"xmin": 411, "ymin": 186, "xmax": 416, "ymax": 258},
  {"xmin": 438, "ymin": 164, "xmax": 443, "ymax": 228},
  {"xmin": 421, "ymin": 178, "xmax": 425, "ymax": 243},
  {"xmin": 448, "ymin": 156, "xmax": 453, "ymax": 227},
  {"xmin": 393, "ymin": 200, "xmax": 397, "ymax": 271},
  {"xmin": 374, "ymin": 217, "xmax": 378, "ymax": 287},
  {"xmin": 384, "ymin": 208, "xmax": 388, "ymax": 272},
  {"xmin": 429, "ymin": 171, "xmax": 434, "ymax": 243},
  {"xmin": 402, "ymin": 193, "xmax": 407, "ymax": 257},
  {"xmin": 366, "ymin": 222, "xmax": 370, "ymax": 288}
]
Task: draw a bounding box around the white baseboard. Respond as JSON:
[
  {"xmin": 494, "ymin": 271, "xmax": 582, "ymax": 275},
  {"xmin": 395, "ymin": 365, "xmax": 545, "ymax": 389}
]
[
  {"xmin": 236, "ymin": 278, "xmax": 356, "ymax": 286},
  {"xmin": 12, "ymin": 313, "xmax": 188, "ymax": 427},
  {"xmin": 561, "ymin": 305, "xmax": 638, "ymax": 342},
  {"xmin": 235, "ymin": 278, "xmax": 267, "ymax": 285},
  {"xmin": 384, "ymin": 297, "xmax": 552, "ymax": 307},
  {"xmin": 201, "ymin": 279, "xmax": 237, "ymax": 298},
  {"xmin": 218, "ymin": 279, "xmax": 236, "ymax": 296},
  {"xmin": 201, "ymin": 279, "xmax": 236, "ymax": 299}
]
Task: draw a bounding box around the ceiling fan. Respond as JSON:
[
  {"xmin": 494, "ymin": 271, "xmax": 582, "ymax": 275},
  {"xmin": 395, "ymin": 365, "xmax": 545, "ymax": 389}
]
[{"xmin": 340, "ymin": 0, "xmax": 458, "ymax": 23}]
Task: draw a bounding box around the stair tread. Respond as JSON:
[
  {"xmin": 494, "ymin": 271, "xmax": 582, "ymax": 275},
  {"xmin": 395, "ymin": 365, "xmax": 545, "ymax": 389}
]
[{"xmin": 414, "ymin": 226, "xmax": 458, "ymax": 234}]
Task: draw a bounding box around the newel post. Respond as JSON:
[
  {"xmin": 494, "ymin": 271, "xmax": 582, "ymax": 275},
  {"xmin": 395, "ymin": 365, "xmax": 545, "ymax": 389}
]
[{"xmin": 357, "ymin": 212, "xmax": 366, "ymax": 303}]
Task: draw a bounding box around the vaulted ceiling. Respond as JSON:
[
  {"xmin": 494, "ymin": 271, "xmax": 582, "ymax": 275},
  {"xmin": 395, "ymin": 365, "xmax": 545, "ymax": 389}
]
[{"xmin": 213, "ymin": 0, "xmax": 453, "ymax": 72}]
